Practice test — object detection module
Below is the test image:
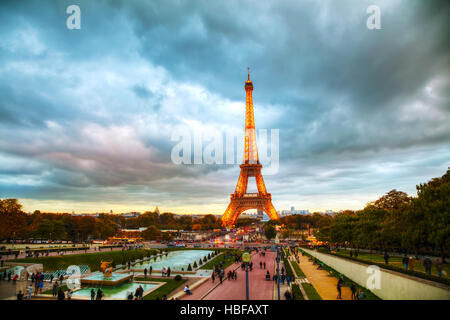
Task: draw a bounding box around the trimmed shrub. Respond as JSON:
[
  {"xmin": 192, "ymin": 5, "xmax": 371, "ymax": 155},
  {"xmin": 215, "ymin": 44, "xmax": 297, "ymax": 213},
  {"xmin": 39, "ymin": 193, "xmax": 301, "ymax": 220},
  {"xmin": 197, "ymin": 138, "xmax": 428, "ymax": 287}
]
[
  {"xmin": 187, "ymin": 264, "xmax": 192, "ymax": 271},
  {"xmin": 203, "ymin": 256, "xmax": 207, "ymax": 263},
  {"xmin": 174, "ymin": 275, "xmax": 182, "ymax": 281},
  {"xmin": 193, "ymin": 261, "xmax": 198, "ymax": 268}
]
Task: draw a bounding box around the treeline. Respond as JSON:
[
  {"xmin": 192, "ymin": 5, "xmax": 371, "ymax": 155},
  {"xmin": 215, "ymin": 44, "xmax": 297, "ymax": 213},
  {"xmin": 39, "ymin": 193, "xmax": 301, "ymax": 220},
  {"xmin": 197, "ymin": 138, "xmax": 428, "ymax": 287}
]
[
  {"xmin": 0, "ymin": 200, "xmax": 221, "ymax": 241},
  {"xmin": 281, "ymin": 169, "xmax": 450, "ymax": 259}
]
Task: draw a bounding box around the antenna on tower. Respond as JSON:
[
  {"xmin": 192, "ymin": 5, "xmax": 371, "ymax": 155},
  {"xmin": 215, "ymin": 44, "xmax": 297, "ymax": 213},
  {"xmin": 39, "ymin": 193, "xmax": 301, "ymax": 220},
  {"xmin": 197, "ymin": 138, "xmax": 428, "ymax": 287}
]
[{"xmin": 247, "ymin": 67, "xmax": 250, "ymax": 80}]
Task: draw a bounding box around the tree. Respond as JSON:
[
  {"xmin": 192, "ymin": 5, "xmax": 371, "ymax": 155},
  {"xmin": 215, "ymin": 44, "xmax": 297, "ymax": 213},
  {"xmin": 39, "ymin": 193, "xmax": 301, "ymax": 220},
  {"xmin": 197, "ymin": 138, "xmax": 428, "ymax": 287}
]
[
  {"xmin": 264, "ymin": 224, "xmax": 276, "ymax": 240},
  {"xmin": 0, "ymin": 199, "xmax": 28, "ymax": 239},
  {"xmin": 142, "ymin": 225, "xmax": 161, "ymax": 240},
  {"xmin": 372, "ymin": 189, "xmax": 411, "ymax": 211},
  {"xmin": 414, "ymin": 168, "xmax": 450, "ymax": 261}
]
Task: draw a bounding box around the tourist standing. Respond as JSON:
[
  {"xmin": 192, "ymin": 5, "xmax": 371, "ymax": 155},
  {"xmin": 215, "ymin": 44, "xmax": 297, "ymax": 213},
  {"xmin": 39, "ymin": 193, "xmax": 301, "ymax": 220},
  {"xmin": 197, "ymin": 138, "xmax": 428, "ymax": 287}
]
[
  {"xmin": 144, "ymin": 268, "xmax": 147, "ymax": 278},
  {"xmin": 403, "ymin": 255, "xmax": 409, "ymax": 270},
  {"xmin": 436, "ymin": 259, "xmax": 444, "ymax": 278},
  {"xmin": 27, "ymin": 284, "xmax": 33, "ymax": 300},
  {"xmin": 90, "ymin": 289, "xmax": 95, "ymax": 300},
  {"xmin": 286, "ymin": 274, "xmax": 291, "ymax": 287},
  {"xmin": 67, "ymin": 289, "xmax": 72, "ymax": 300},
  {"xmin": 52, "ymin": 281, "xmax": 58, "ymax": 296},
  {"xmin": 17, "ymin": 290, "xmax": 24, "ymax": 300},
  {"xmin": 96, "ymin": 288, "xmax": 103, "ymax": 300},
  {"xmin": 59, "ymin": 274, "xmax": 64, "ymax": 285},
  {"xmin": 423, "ymin": 257, "xmax": 432, "ymax": 275},
  {"xmin": 263, "ymin": 262, "xmax": 266, "ymax": 269},
  {"xmin": 260, "ymin": 261, "xmax": 263, "ymax": 269},
  {"xmin": 384, "ymin": 251, "xmax": 389, "ymax": 265},
  {"xmin": 211, "ymin": 272, "xmax": 215, "ymax": 283},
  {"xmin": 337, "ymin": 278, "xmax": 343, "ymax": 299},
  {"xmin": 57, "ymin": 287, "xmax": 65, "ymax": 300},
  {"xmin": 350, "ymin": 283, "xmax": 356, "ymax": 300},
  {"xmin": 167, "ymin": 267, "xmax": 171, "ymax": 277}
]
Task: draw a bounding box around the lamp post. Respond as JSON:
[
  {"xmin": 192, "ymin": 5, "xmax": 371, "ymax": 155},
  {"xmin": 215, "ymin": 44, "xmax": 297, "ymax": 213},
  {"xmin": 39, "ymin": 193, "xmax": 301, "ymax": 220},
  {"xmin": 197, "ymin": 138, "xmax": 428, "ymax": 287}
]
[
  {"xmin": 276, "ymin": 247, "xmax": 280, "ymax": 300},
  {"xmin": 242, "ymin": 252, "xmax": 251, "ymax": 300}
]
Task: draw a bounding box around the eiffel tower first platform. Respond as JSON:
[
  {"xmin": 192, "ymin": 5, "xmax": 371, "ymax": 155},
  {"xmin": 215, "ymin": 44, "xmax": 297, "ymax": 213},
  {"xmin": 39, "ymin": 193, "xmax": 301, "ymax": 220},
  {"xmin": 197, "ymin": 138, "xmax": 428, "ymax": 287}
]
[{"xmin": 221, "ymin": 70, "xmax": 280, "ymax": 227}]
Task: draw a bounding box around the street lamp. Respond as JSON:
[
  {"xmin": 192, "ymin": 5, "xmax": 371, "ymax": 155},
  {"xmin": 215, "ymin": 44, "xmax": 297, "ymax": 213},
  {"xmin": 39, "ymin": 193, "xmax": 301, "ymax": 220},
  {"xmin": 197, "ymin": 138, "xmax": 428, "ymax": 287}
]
[
  {"xmin": 242, "ymin": 251, "xmax": 251, "ymax": 300},
  {"xmin": 276, "ymin": 247, "xmax": 281, "ymax": 300}
]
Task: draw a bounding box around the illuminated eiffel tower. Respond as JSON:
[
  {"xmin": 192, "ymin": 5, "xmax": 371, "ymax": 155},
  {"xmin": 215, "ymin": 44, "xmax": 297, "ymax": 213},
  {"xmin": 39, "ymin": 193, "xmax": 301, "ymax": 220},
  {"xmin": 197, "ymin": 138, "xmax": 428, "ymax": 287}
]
[{"xmin": 221, "ymin": 70, "xmax": 279, "ymax": 227}]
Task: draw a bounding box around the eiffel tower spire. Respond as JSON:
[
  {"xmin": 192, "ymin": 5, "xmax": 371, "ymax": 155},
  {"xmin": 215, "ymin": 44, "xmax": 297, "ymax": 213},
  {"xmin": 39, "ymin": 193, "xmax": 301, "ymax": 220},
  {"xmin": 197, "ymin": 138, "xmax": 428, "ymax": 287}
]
[{"xmin": 221, "ymin": 72, "xmax": 279, "ymax": 227}]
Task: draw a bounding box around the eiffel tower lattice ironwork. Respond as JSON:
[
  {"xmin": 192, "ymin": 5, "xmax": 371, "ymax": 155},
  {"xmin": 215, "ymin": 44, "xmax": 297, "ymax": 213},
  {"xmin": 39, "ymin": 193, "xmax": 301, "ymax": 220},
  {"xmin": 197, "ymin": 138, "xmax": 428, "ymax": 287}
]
[{"xmin": 221, "ymin": 70, "xmax": 280, "ymax": 227}]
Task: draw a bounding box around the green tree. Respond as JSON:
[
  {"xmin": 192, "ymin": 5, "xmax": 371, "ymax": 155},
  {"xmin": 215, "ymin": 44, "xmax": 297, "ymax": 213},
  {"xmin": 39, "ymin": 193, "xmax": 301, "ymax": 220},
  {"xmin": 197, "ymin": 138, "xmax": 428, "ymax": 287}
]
[{"xmin": 264, "ymin": 224, "xmax": 276, "ymax": 240}]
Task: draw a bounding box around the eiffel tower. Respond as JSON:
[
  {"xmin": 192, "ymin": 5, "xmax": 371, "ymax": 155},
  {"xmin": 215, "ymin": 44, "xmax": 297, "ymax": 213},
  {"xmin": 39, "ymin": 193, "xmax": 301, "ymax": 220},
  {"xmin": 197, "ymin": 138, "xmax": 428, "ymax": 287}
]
[{"xmin": 221, "ymin": 70, "xmax": 279, "ymax": 227}]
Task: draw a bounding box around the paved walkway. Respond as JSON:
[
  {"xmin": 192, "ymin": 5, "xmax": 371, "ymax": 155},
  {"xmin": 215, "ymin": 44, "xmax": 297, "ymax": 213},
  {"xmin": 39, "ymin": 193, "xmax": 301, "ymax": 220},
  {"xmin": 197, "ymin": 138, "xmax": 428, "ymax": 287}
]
[
  {"xmin": 298, "ymin": 254, "xmax": 352, "ymax": 300},
  {"xmin": 182, "ymin": 251, "xmax": 277, "ymax": 300}
]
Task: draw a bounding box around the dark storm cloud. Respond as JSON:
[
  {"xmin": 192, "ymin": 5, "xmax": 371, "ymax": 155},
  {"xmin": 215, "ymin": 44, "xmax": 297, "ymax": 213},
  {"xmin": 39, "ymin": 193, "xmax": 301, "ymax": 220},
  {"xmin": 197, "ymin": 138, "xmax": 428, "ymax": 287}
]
[{"xmin": 0, "ymin": 0, "xmax": 449, "ymax": 212}]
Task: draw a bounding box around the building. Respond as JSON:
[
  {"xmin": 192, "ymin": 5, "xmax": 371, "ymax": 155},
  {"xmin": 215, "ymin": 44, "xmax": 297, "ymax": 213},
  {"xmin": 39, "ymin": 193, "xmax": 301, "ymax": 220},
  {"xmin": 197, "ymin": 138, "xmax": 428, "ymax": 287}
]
[{"xmin": 280, "ymin": 207, "xmax": 310, "ymax": 216}]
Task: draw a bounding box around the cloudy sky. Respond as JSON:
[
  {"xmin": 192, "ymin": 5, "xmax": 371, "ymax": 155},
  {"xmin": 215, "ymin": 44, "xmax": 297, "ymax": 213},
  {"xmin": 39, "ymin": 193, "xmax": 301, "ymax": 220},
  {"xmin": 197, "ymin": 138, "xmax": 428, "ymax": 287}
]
[{"xmin": 0, "ymin": 0, "xmax": 449, "ymax": 214}]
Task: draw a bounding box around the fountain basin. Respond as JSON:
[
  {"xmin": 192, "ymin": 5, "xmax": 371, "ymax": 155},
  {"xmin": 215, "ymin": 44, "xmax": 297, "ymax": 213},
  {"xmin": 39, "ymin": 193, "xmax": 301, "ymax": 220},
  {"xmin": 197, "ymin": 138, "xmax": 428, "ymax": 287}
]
[{"xmin": 81, "ymin": 272, "xmax": 133, "ymax": 286}]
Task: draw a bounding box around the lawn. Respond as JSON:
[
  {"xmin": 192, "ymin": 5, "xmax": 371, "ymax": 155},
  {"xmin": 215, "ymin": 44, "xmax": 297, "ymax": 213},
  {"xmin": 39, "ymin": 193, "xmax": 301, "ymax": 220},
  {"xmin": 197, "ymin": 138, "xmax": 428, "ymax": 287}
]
[
  {"xmin": 301, "ymin": 282, "xmax": 322, "ymax": 300},
  {"xmin": 291, "ymin": 261, "xmax": 306, "ymax": 278},
  {"xmin": 134, "ymin": 277, "xmax": 188, "ymax": 300},
  {"xmin": 12, "ymin": 249, "xmax": 158, "ymax": 272},
  {"xmin": 291, "ymin": 284, "xmax": 304, "ymax": 300},
  {"xmin": 336, "ymin": 250, "xmax": 449, "ymax": 278},
  {"xmin": 200, "ymin": 249, "xmax": 241, "ymax": 270}
]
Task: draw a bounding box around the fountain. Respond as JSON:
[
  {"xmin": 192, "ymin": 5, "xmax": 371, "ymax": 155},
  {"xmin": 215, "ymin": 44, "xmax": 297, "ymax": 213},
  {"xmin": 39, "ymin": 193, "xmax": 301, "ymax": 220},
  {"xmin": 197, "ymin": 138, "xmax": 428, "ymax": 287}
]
[{"xmin": 81, "ymin": 261, "xmax": 133, "ymax": 286}]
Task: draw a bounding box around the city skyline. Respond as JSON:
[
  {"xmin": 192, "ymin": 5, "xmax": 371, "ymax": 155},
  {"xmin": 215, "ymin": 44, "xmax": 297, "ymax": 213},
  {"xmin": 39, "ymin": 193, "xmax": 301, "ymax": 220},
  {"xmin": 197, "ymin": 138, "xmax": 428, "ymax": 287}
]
[{"xmin": 0, "ymin": 1, "xmax": 449, "ymax": 214}]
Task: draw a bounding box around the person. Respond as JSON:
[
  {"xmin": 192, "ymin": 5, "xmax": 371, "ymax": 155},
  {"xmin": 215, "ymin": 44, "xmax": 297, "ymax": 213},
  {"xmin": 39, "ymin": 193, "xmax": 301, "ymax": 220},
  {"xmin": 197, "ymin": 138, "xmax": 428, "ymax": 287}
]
[
  {"xmin": 337, "ymin": 278, "xmax": 343, "ymax": 299},
  {"xmin": 403, "ymin": 255, "xmax": 409, "ymax": 270},
  {"xmin": 52, "ymin": 281, "xmax": 58, "ymax": 297},
  {"xmin": 266, "ymin": 271, "xmax": 271, "ymax": 281},
  {"xmin": 90, "ymin": 289, "xmax": 95, "ymax": 300},
  {"xmin": 50, "ymin": 274, "xmax": 54, "ymax": 284},
  {"xmin": 211, "ymin": 272, "xmax": 215, "ymax": 283},
  {"xmin": 161, "ymin": 267, "xmax": 165, "ymax": 277},
  {"xmin": 162, "ymin": 294, "xmax": 167, "ymax": 300},
  {"xmin": 38, "ymin": 279, "xmax": 44, "ymax": 293},
  {"xmin": 144, "ymin": 268, "xmax": 147, "ymax": 278},
  {"xmin": 67, "ymin": 289, "xmax": 72, "ymax": 300},
  {"xmin": 260, "ymin": 261, "xmax": 263, "ymax": 269},
  {"xmin": 350, "ymin": 283, "xmax": 356, "ymax": 300},
  {"xmin": 219, "ymin": 272, "xmax": 223, "ymax": 284},
  {"xmin": 138, "ymin": 285, "xmax": 144, "ymax": 300},
  {"xmin": 436, "ymin": 259, "xmax": 444, "ymax": 278},
  {"xmin": 127, "ymin": 292, "xmax": 133, "ymax": 300},
  {"xmin": 167, "ymin": 267, "xmax": 171, "ymax": 277},
  {"xmin": 286, "ymin": 274, "xmax": 291, "ymax": 287},
  {"xmin": 59, "ymin": 274, "xmax": 64, "ymax": 285},
  {"xmin": 27, "ymin": 284, "xmax": 33, "ymax": 300},
  {"xmin": 17, "ymin": 290, "xmax": 24, "ymax": 300},
  {"xmin": 354, "ymin": 251, "xmax": 358, "ymax": 258},
  {"xmin": 149, "ymin": 266, "xmax": 152, "ymax": 275},
  {"xmin": 423, "ymin": 257, "xmax": 432, "ymax": 275},
  {"xmin": 384, "ymin": 251, "xmax": 389, "ymax": 265},
  {"xmin": 273, "ymin": 274, "xmax": 277, "ymax": 283},
  {"xmin": 357, "ymin": 288, "xmax": 365, "ymax": 300},
  {"xmin": 96, "ymin": 288, "xmax": 103, "ymax": 300},
  {"xmin": 57, "ymin": 287, "xmax": 65, "ymax": 300},
  {"xmin": 281, "ymin": 273, "xmax": 285, "ymax": 284},
  {"xmin": 233, "ymin": 270, "xmax": 237, "ymax": 280},
  {"xmin": 263, "ymin": 262, "xmax": 266, "ymax": 269},
  {"xmin": 184, "ymin": 285, "xmax": 192, "ymax": 295},
  {"xmin": 284, "ymin": 290, "xmax": 292, "ymax": 300},
  {"xmin": 350, "ymin": 251, "xmax": 353, "ymax": 258}
]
